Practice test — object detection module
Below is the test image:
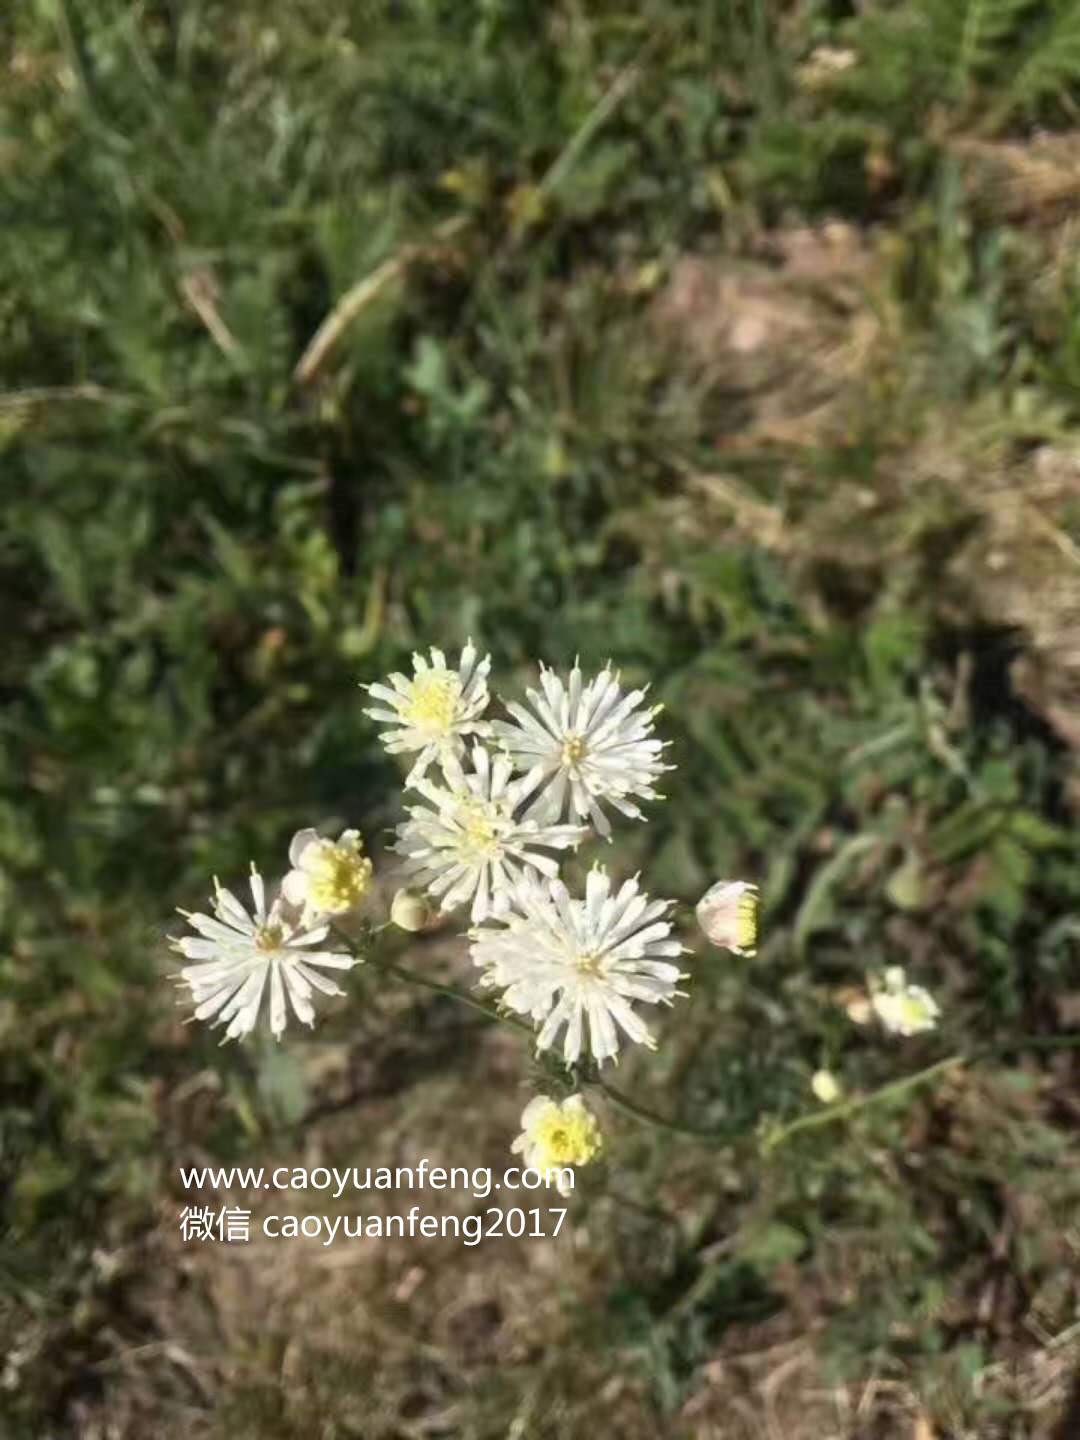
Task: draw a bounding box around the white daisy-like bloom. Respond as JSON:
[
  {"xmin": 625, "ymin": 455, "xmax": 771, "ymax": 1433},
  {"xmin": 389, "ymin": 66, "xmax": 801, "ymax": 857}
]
[
  {"xmin": 282, "ymin": 827, "xmax": 373, "ymax": 924},
  {"xmin": 392, "ymin": 743, "xmax": 588, "ymax": 923},
  {"xmin": 869, "ymin": 966, "xmax": 940, "ymax": 1037},
  {"xmin": 696, "ymin": 879, "xmax": 758, "ymax": 955},
  {"xmin": 362, "ymin": 639, "xmax": 492, "ymax": 786},
  {"xmin": 511, "ymin": 1093, "xmax": 602, "ymax": 1196},
  {"xmin": 170, "ymin": 867, "xmax": 358, "ymax": 1041},
  {"xmin": 470, "ymin": 867, "xmax": 688, "ymax": 1065},
  {"xmin": 490, "ymin": 660, "xmax": 672, "ymax": 839}
]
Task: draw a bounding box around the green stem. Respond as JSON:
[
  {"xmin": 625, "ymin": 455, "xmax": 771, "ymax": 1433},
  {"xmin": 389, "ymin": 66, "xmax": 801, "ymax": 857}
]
[
  {"xmin": 332, "ymin": 924, "xmax": 535, "ymax": 1036},
  {"xmin": 375, "ymin": 953, "xmax": 535, "ymax": 1034},
  {"xmin": 761, "ymin": 1053, "xmax": 965, "ymax": 1154},
  {"xmin": 602, "ymin": 1189, "xmax": 686, "ymax": 1236},
  {"xmin": 762, "ymin": 1033, "xmax": 1080, "ymax": 1155},
  {"xmin": 334, "ymin": 921, "xmax": 1080, "ymax": 1152},
  {"xmin": 595, "ymin": 1078, "xmax": 737, "ymax": 1141}
]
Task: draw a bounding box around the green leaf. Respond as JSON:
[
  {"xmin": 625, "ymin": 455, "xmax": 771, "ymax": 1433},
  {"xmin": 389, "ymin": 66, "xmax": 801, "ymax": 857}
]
[
  {"xmin": 737, "ymin": 1221, "xmax": 807, "ymax": 1270},
  {"xmin": 793, "ymin": 834, "xmax": 879, "ymax": 958},
  {"xmin": 885, "ymin": 850, "xmax": 924, "ymax": 912},
  {"xmin": 999, "ymin": 0, "xmax": 1080, "ymax": 120}
]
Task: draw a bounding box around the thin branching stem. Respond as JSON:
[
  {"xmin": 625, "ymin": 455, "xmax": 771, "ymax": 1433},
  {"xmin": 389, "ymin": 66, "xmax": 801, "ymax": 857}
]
[
  {"xmin": 761, "ymin": 1053, "xmax": 965, "ymax": 1154},
  {"xmin": 334, "ymin": 923, "xmax": 1080, "ymax": 1153},
  {"xmin": 332, "ymin": 923, "xmax": 534, "ymax": 1034},
  {"xmin": 594, "ymin": 1078, "xmax": 737, "ymax": 1141},
  {"xmin": 376, "ymin": 955, "xmax": 535, "ymax": 1034},
  {"xmin": 763, "ymin": 1033, "xmax": 1080, "ymax": 1155}
]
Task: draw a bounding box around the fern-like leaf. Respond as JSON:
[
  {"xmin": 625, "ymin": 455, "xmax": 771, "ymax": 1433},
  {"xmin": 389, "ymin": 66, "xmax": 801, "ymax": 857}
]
[
  {"xmin": 999, "ymin": 0, "xmax": 1080, "ymax": 119},
  {"xmin": 951, "ymin": 0, "xmax": 1040, "ymax": 98}
]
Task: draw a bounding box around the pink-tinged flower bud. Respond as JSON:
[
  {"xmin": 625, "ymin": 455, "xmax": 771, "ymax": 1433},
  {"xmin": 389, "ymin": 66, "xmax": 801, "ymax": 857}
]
[{"xmin": 695, "ymin": 880, "xmax": 758, "ymax": 955}]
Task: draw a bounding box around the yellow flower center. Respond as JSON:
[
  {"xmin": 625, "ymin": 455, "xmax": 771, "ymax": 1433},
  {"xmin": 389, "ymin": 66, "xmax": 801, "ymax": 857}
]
[
  {"xmin": 255, "ymin": 923, "xmax": 285, "ymax": 952},
  {"xmin": 302, "ymin": 838, "xmax": 373, "ymax": 914},
  {"xmin": 456, "ymin": 797, "xmax": 503, "ymax": 861},
  {"xmin": 735, "ymin": 894, "xmax": 757, "ymax": 951},
  {"xmin": 532, "ymin": 1106, "xmax": 602, "ymax": 1169},
  {"xmin": 573, "ymin": 950, "xmax": 604, "ymax": 977},
  {"xmin": 562, "ymin": 733, "xmax": 587, "ymax": 766},
  {"xmin": 897, "ymin": 993, "xmax": 931, "ymax": 1029},
  {"xmin": 401, "ymin": 671, "xmax": 462, "ymax": 736}
]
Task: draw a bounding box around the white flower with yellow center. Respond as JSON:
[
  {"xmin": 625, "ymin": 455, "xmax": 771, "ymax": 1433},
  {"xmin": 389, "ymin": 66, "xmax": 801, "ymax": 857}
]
[
  {"xmin": 470, "ymin": 867, "xmax": 688, "ymax": 1065},
  {"xmin": 869, "ymin": 966, "xmax": 940, "ymax": 1037},
  {"xmin": 170, "ymin": 867, "xmax": 357, "ymax": 1041},
  {"xmin": 490, "ymin": 660, "xmax": 672, "ymax": 839},
  {"xmin": 282, "ymin": 828, "xmax": 373, "ymax": 923},
  {"xmin": 695, "ymin": 879, "xmax": 758, "ymax": 955},
  {"xmin": 392, "ymin": 743, "xmax": 587, "ymax": 923},
  {"xmin": 511, "ymin": 1094, "xmax": 602, "ymax": 1195},
  {"xmin": 362, "ymin": 640, "xmax": 491, "ymax": 786}
]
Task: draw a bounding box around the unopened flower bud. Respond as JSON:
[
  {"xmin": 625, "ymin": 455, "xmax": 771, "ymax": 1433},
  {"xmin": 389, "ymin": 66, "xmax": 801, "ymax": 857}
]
[
  {"xmin": 696, "ymin": 879, "xmax": 758, "ymax": 955},
  {"xmin": 391, "ymin": 888, "xmax": 431, "ymax": 932},
  {"xmin": 811, "ymin": 1069, "xmax": 843, "ymax": 1104},
  {"xmin": 845, "ymin": 995, "xmax": 873, "ymax": 1025}
]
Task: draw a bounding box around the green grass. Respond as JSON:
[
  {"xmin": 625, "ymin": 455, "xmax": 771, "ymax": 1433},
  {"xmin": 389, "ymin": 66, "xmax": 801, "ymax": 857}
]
[{"xmin": 4, "ymin": 1, "xmax": 1080, "ymax": 1435}]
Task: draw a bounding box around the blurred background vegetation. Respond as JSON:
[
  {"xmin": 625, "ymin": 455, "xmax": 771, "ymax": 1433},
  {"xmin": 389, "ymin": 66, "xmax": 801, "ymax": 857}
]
[{"xmin": 4, "ymin": 1, "xmax": 1080, "ymax": 1435}]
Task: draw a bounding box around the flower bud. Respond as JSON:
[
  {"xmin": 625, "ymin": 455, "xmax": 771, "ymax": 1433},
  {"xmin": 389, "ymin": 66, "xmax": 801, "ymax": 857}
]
[
  {"xmin": 391, "ymin": 888, "xmax": 432, "ymax": 933},
  {"xmin": 844, "ymin": 995, "xmax": 873, "ymax": 1026},
  {"xmin": 695, "ymin": 879, "xmax": 758, "ymax": 954},
  {"xmin": 811, "ymin": 1069, "xmax": 843, "ymax": 1104}
]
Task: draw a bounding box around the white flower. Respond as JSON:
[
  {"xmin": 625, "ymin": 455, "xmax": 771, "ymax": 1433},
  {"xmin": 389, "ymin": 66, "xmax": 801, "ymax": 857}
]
[
  {"xmin": 695, "ymin": 879, "xmax": 758, "ymax": 955},
  {"xmin": 870, "ymin": 966, "xmax": 940, "ymax": 1036},
  {"xmin": 470, "ymin": 867, "xmax": 688, "ymax": 1065},
  {"xmin": 282, "ymin": 828, "xmax": 373, "ymax": 923},
  {"xmin": 511, "ymin": 1093, "xmax": 602, "ymax": 1195},
  {"xmin": 170, "ymin": 867, "xmax": 358, "ymax": 1041},
  {"xmin": 810, "ymin": 1069, "xmax": 843, "ymax": 1104},
  {"xmin": 362, "ymin": 640, "xmax": 491, "ymax": 785},
  {"xmin": 490, "ymin": 660, "xmax": 671, "ymax": 839},
  {"xmin": 392, "ymin": 743, "xmax": 587, "ymax": 923}
]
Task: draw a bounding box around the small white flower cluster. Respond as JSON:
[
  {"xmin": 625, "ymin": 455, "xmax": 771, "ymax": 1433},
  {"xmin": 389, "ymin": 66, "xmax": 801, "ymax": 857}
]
[
  {"xmin": 869, "ymin": 966, "xmax": 941, "ymax": 1036},
  {"xmin": 841, "ymin": 965, "xmax": 941, "ymax": 1037},
  {"xmin": 365, "ymin": 643, "xmax": 689, "ymax": 1071},
  {"xmin": 169, "ymin": 637, "xmax": 944, "ymax": 1185},
  {"xmin": 808, "ymin": 967, "xmax": 941, "ymax": 1108}
]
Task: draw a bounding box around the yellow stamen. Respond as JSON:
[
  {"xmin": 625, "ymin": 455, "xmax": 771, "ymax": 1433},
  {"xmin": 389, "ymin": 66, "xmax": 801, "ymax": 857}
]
[
  {"xmin": 302, "ymin": 835, "xmax": 373, "ymax": 914},
  {"xmin": 531, "ymin": 1103, "xmax": 602, "ymax": 1169},
  {"xmin": 456, "ymin": 798, "xmax": 502, "ymax": 861},
  {"xmin": 401, "ymin": 671, "xmax": 462, "ymax": 735},
  {"xmin": 562, "ymin": 733, "xmax": 587, "ymax": 766},
  {"xmin": 572, "ymin": 951, "xmax": 604, "ymax": 977}
]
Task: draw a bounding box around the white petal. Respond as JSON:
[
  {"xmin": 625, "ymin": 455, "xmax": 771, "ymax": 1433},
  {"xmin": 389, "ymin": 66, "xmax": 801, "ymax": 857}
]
[
  {"xmin": 280, "ymin": 962, "xmax": 317, "ymax": 1024},
  {"xmin": 213, "ymin": 885, "xmax": 253, "ymax": 932},
  {"xmin": 269, "ymin": 961, "xmax": 287, "ymax": 1037},
  {"xmin": 293, "ymin": 950, "xmax": 356, "ymax": 970},
  {"xmin": 289, "ymin": 828, "xmax": 320, "ymax": 868},
  {"xmin": 249, "ymin": 867, "xmax": 266, "ymax": 922},
  {"xmin": 281, "ymin": 870, "xmax": 308, "ymax": 906},
  {"xmin": 293, "ymin": 961, "xmax": 346, "ymax": 998}
]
